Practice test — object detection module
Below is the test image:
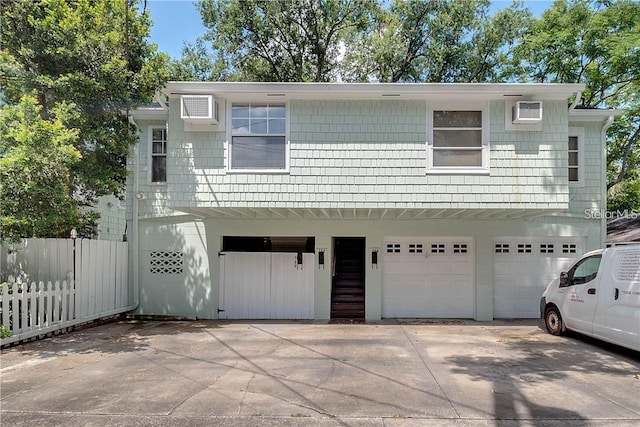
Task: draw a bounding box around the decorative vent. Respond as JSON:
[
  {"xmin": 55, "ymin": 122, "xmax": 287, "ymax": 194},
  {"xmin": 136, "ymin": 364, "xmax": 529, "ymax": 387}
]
[
  {"xmin": 386, "ymin": 243, "xmax": 401, "ymax": 254},
  {"xmin": 453, "ymin": 243, "xmax": 468, "ymax": 254},
  {"xmin": 562, "ymin": 244, "xmax": 577, "ymax": 254},
  {"xmin": 408, "ymin": 243, "xmax": 423, "ymax": 254},
  {"xmin": 540, "ymin": 243, "xmax": 555, "ymax": 254},
  {"xmin": 512, "ymin": 101, "xmax": 542, "ymax": 124},
  {"xmin": 180, "ymin": 95, "xmax": 218, "ymax": 124},
  {"xmin": 150, "ymin": 251, "xmax": 184, "ymax": 274},
  {"xmin": 517, "ymin": 243, "xmax": 532, "ymax": 254},
  {"xmin": 495, "ymin": 243, "xmax": 510, "ymax": 254},
  {"xmin": 431, "ymin": 243, "xmax": 445, "ymax": 254}
]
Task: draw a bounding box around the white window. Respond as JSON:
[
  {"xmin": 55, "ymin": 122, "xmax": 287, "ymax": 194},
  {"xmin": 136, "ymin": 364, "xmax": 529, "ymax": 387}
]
[
  {"xmin": 428, "ymin": 103, "xmax": 490, "ymax": 174},
  {"xmin": 568, "ymin": 127, "xmax": 584, "ymax": 186},
  {"xmin": 229, "ymin": 103, "xmax": 288, "ymax": 171},
  {"xmin": 149, "ymin": 126, "xmax": 167, "ymax": 183}
]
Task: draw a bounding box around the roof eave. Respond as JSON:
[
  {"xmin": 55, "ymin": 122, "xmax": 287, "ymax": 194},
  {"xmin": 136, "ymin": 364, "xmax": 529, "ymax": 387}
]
[
  {"xmin": 569, "ymin": 109, "xmax": 622, "ymax": 122},
  {"xmin": 162, "ymin": 82, "xmax": 586, "ymax": 101}
]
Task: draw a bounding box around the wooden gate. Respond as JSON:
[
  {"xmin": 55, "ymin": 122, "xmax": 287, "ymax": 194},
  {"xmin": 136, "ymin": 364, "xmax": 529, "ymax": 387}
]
[{"xmin": 219, "ymin": 252, "xmax": 314, "ymax": 319}]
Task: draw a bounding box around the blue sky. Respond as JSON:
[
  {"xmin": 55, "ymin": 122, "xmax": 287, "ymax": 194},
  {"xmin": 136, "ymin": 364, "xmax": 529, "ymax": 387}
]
[{"xmin": 146, "ymin": 0, "xmax": 554, "ymax": 59}]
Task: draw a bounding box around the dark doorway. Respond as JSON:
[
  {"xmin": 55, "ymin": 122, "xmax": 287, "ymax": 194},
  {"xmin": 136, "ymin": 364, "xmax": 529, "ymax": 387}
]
[{"xmin": 331, "ymin": 237, "xmax": 365, "ymax": 319}]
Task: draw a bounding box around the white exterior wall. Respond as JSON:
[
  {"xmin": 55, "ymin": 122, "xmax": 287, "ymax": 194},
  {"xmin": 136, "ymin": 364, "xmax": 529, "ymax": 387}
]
[
  {"xmin": 131, "ymin": 216, "xmax": 602, "ymax": 320},
  {"xmin": 127, "ymin": 93, "xmax": 607, "ymax": 321},
  {"xmin": 164, "ymin": 99, "xmax": 571, "ymax": 211},
  {"xmin": 93, "ymin": 195, "xmax": 126, "ymax": 241}
]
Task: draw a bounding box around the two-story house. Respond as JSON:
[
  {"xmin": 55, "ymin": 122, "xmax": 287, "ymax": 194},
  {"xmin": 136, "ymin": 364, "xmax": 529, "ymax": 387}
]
[{"xmin": 127, "ymin": 82, "xmax": 616, "ymax": 321}]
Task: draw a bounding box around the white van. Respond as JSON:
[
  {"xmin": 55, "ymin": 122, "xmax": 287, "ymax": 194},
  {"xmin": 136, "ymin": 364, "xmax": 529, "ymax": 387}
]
[{"xmin": 540, "ymin": 244, "xmax": 640, "ymax": 352}]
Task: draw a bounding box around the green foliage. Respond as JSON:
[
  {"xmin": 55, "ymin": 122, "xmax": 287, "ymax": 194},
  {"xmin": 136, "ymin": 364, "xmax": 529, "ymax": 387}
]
[
  {"xmin": 343, "ymin": 0, "xmax": 531, "ymax": 82},
  {"xmin": 0, "ymin": 326, "xmax": 12, "ymax": 339},
  {"xmin": 194, "ymin": 0, "xmax": 377, "ymax": 82},
  {"xmin": 606, "ymin": 101, "xmax": 640, "ymax": 190},
  {"xmin": 509, "ymin": 0, "xmax": 640, "ymax": 108},
  {"xmin": 608, "ymin": 180, "xmax": 640, "ymax": 213},
  {"xmin": 508, "ymin": 0, "xmax": 640, "ymax": 202},
  {"xmin": 186, "ymin": 0, "xmax": 530, "ymax": 83},
  {"xmin": 168, "ymin": 39, "xmax": 226, "ymax": 81},
  {"xmin": 0, "ymin": 96, "xmax": 81, "ymax": 241},
  {"xmin": 0, "ymin": 0, "xmax": 168, "ymax": 241}
]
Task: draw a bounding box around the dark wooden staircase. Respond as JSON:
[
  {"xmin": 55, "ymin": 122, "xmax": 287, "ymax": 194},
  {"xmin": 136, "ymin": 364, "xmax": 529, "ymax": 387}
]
[{"xmin": 331, "ymin": 238, "xmax": 365, "ymax": 319}]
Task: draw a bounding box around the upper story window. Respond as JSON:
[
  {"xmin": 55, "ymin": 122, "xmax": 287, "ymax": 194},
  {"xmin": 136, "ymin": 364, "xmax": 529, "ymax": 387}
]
[
  {"xmin": 427, "ymin": 103, "xmax": 489, "ymax": 174},
  {"xmin": 568, "ymin": 127, "xmax": 584, "ymax": 186},
  {"xmin": 229, "ymin": 103, "xmax": 287, "ymax": 171},
  {"xmin": 149, "ymin": 126, "xmax": 167, "ymax": 183}
]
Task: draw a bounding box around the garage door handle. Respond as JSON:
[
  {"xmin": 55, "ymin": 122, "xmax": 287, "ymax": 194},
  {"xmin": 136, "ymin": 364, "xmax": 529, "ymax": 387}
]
[
  {"xmin": 614, "ymin": 288, "xmax": 619, "ymax": 300},
  {"xmin": 587, "ymin": 288, "xmax": 596, "ymax": 295}
]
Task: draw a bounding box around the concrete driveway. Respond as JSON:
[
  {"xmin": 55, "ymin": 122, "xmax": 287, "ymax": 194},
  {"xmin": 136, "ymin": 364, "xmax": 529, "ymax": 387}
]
[{"xmin": 1, "ymin": 319, "xmax": 639, "ymax": 426}]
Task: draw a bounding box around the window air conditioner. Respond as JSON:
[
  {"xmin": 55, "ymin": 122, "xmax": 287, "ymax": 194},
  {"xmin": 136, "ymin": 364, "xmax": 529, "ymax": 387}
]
[
  {"xmin": 181, "ymin": 95, "xmax": 219, "ymax": 124},
  {"xmin": 512, "ymin": 101, "xmax": 542, "ymax": 124}
]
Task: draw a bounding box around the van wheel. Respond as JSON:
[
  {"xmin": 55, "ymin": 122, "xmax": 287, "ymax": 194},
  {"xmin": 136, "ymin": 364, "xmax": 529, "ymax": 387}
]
[{"xmin": 545, "ymin": 307, "xmax": 564, "ymax": 336}]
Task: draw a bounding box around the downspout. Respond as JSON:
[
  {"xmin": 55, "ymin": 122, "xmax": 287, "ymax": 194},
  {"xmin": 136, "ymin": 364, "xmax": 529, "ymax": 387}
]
[
  {"xmin": 600, "ymin": 114, "xmax": 615, "ymax": 247},
  {"xmin": 154, "ymin": 91, "xmax": 168, "ymax": 110},
  {"xmin": 569, "ymin": 91, "xmax": 582, "ymax": 111},
  {"xmin": 128, "ymin": 112, "xmax": 141, "ymax": 312}
]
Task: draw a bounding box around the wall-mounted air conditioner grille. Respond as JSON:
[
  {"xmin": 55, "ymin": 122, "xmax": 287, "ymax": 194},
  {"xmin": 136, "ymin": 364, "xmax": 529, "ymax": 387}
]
[
  {"xmin": 512, "ymin": 101, "xmax": 542, "ymax": 124},
  {"xmin": 181, "ymin": 95, "xmax": 218, "ymax": 124}
]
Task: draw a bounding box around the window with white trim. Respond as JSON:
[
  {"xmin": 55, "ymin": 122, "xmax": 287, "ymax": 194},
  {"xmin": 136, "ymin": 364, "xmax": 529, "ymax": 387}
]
[
  {"xmin": 568, "ymin": 127, "xmax": 584, "ymax": 186},
  {"xmin": 230, "ymin": 103, "xmax": 287, "ymax": 170},
  {"xmin": 428, "ymin": 104, "xmax": 489, "ymax": 173},
  {"xmin": 150, "ymin": 126, "xmax": 167, "ymax": 183}
]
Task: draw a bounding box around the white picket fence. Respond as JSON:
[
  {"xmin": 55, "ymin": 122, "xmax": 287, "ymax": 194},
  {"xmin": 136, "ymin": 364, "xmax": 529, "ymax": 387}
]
[{"xmin": 1, "ymin": 239, "xmax": 129, "ymax": 345}]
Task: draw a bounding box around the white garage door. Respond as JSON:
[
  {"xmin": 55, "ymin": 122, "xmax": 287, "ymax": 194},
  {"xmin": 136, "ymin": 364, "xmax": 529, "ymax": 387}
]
[
  {"xmin": 493, "ymin": 237, "xmax": 584, "ymax": 318},
  {"xmin": 219, "ymin": 252, "xmax": 315, "ymax": 319},
  {"xmin": 382, "ymin": 237, "xmax": 474, "ymax": 318}
]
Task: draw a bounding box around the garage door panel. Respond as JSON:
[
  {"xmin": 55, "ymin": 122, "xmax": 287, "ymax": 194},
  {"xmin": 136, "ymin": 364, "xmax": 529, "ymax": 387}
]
[
  {"xmin": 493, "ymin": 238, "xmax": 583, "ymax": 318},
  {"xmin": 383, "ymin": 237, "xmax": 474, "ymax": 318},
  {"xmin": 382, "ymin": 273, "xmax": 430, "ymax": 317},
  {"xmin": 384, "ymin": 257, "xmax": 428, "ymax": 274}
]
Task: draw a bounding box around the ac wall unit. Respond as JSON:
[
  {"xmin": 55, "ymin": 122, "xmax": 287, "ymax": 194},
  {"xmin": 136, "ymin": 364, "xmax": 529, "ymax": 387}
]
[
  {"xmin": 512, "ymin": 101, "xmax": 542, "ymax": 124},
  {"xmin": 181, "ymin": 95, "xmax": 219, "ymax": 124}
]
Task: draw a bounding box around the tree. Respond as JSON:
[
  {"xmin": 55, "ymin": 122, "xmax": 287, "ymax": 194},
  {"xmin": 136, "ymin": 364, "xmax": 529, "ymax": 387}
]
[
  {"xmin": 0, "ymin": 96, "xmax": 81, "ymax": 241},
  {"xmin": 508, "ymin": 0, "xmax": 640, "ymax": 210},
  {"xmin": 342, "ymin": 0, "xmax": 531, "ymax": 83},
  {"xmin": 184, "ymin": 0, "xmax": 530, "ymax": 83},
  {"xmin": 0, "ymin": 0, "xmax": 168, "ymax": 239},
  {"xmin": 168, "ymin": 39, "xmax": 226, "ymax": 82},
  {"xmin": 194, "ymin": 0, "xmax": 377, "ymax": 82}
]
